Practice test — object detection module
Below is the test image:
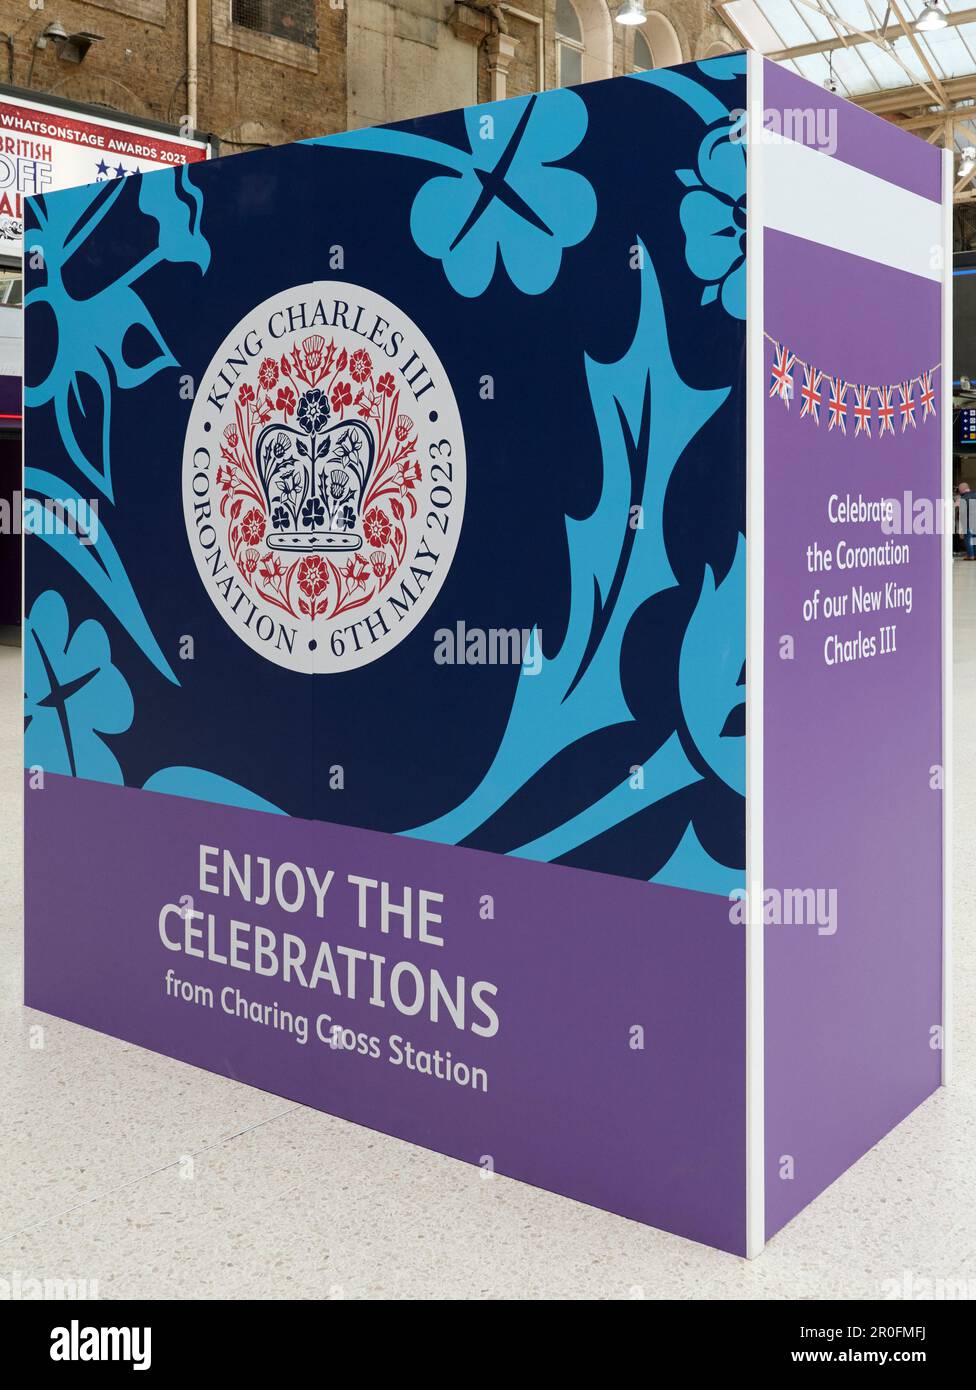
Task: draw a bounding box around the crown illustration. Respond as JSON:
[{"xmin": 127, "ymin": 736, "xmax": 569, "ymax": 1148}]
[{"xmin": 254, "ymin": 396, "xmax": 376, "ymax": 553}]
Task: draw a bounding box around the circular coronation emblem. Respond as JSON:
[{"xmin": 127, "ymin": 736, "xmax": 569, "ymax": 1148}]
[{"xmin": 182, "ymin": 281, "xmax": 465, "ymax": 673}]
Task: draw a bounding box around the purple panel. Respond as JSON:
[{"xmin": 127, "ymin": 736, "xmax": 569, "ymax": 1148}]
[
  {"xmin": 763, "ymin": 229, "xmax": 942, "ymax": 1238},
  {"xmin": 25, "ymin": 774, "xmax": 747, "ymax": 1254},
  {"xmin": 763, "ymin": 60, "xmax": 942, "ymax": 204}
]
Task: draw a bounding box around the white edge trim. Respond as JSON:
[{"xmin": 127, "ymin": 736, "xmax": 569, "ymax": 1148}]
[
  {"xmin": 941, "ymin": 149, "xmax": 952, "ymax": 1087},
  {"xmin": 745, "ymin": 51, "xmax": 766, "ymax": 1260}
]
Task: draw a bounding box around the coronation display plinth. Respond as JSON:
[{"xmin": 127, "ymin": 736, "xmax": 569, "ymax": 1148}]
[{"xmin": 23, "ymin": 55, "xmax": 950, "ymax": 1255}]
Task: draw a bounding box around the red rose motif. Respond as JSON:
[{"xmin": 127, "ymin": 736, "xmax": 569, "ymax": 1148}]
[
  {"xmin": 363, "ymin": 507, "xmax": 392, "ymax": 548},
  {"xmin": 258, "ymin": 358, "xmax": 279, "ymax": 391},
  {"xmin": 275, "ymin": 386, "xmax": 296, "ymax": 417},
  {"xmin": 376, "ymin": 372, "xmax": 395, "ymax": 397},
  {"xmin": 297, "ymin": 555, "xmax": 329, "ymax": 599},
  {"xmin": 331, "ymin": 381, "xmax": 353, "ymax": 412},
  {"xmin": 349, "ymin": 348, "xmax": 372, "ymax": 383},
  {"xmin": 240, "ymin": 508, "xmax": 266, "ymax": 545}
]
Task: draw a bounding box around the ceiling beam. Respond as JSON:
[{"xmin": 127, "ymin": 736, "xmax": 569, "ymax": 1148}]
[
  {"xmin": 854, "ymin": 73, "xmax": 976, "ymax": 113},
  {"xmin": 886, "ymin": 0, "xmax": 948, "ymax": 106},
  {"xmin": 766, "ymin": 7, "xmax": 976, "ymax": 62},
  {"xmin": 898, "ymin": 109, "xmax": 976, "ymax": 132},
  {"xmin": 786, "ymin": 0, "xmax": 942, "ymax": 106},
  {"xmin": 718, "ymin": 1, "xmax": 976, "ymax": 197}
]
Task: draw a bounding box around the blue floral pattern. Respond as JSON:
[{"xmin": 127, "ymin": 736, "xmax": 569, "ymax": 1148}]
[
  {"xmin": 24, "ymin": 65, "xmax": 748, "ymax": 890},
  {"xmin": 25, "ymin": 168, "xmax": 209, "ymax": 505},
  {"xmin": 676, "ymin": 124, "xmax": 746, "ymax": 318},
  {"xmin": 297, "ymin": 388, "xmax": 330, "ymax": 433},
  {"xmin": 318, "ymin": 90, "xmax": 596, "ymax": 298},
  {"xmin": 411, "ymin": 92, "xmax": 596, "ymax": 297},
  {"xmin": 697, "ymin": 55, "xmax": 746, "ymax": 81},
  {"xmin": 24, "ymin": 590, "xmax": 134, "ymax": 784}
]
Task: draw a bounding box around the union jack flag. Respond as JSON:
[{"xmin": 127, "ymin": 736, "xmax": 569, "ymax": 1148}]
[
  {"xmin": 769, "ymin": 343, "xmax": 796, "ymax": 405},
  {"xmin": 876, "ymin": 384, "xmax": 895, "ymax": 437},
  {"xmin": 853, "ymin": 384, "xmax": 872, "ymax": 438},
  {"xmin": 799, "ymin": 365, "xmax": 823, "ymax": 424},
  {"xmin": 827, "ymin": 376, "xmax": 848, "ymax": 434},
  {"xmin": 920, "ymin": 370, "xmax": 936, "ymax": 420},
  {"xmin": 898, "ymin": 380, "xmax": 916, "ymax": 432}
]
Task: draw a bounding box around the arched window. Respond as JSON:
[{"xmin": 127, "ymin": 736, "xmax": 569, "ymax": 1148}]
[
  {"xmin": 645, "ymin": 12, "xmax": 683, "ymax": 68},
  {"xmin": 633, "ymin": 29, "xmax": 652, "ymax": 72},
  {"xmin": 556, "ymin": 0, "xmax": 584, "ymax": 87}
]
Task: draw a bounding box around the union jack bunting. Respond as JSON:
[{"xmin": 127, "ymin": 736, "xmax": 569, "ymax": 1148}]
[
  {"xmin": 799, "ymin": 365, "xmax": 823, "ymax": 423},
  {"xmin": 898, "ymin": 380, "xmax": 916, "ymax": 432},
  {"xmin": 769, "ymin": 343, "xmax": 796, "ymax": 404},
  {"xmin": 827, "ymin": 376, "xmax": 847, "ymax": 434},
  {"xmin": 852, "ymin": 384, "xmax": 873, "ymax": 438},
  {"xmin": 766, "ymin": 339, "xmax": 940, "ymax": 442},
  {"xmin": 876, "ymin": 384, "xmax": 895, "ymax": 438}
]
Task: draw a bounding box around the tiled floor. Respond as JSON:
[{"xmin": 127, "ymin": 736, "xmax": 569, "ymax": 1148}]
[{"xmin": 1, "ymin": 571, "xmax": 974, "ymax": 1300}]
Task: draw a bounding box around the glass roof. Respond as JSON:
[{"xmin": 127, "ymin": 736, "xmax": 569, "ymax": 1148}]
[{"xmin": 723, "ymin": 0, "xmax": 976, "ymax": 150}]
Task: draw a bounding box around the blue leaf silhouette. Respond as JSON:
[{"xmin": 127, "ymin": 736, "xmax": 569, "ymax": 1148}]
[
  {"xmin": 24, "ymin": 469, "xmax": 177, "ymax": 683},
  {"xmin": 678, "ymin": 533, "xmax": 746, "ymax": 795},
  {"xmin": 403, "ymin": 242, "xmax": 727, "ymax": 851}
]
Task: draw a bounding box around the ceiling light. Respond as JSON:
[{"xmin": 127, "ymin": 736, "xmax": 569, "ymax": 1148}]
[
  {"xmin": 57, "ymin": 30, "xmax": 102, "ymax": 62},
  {"xmin": 915, "ymin": 1, "xmax": 948, "ymax": 32},
  {"xmin": 960, "ymin": 146, "xmax": 976, "ymax": 177},
  {"xmin": 615, "ymin": 0, "xmax": 647, "ymax": 25}
]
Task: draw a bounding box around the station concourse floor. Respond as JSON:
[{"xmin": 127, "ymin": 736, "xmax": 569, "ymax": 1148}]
[{"xmin": 0, "ymin": 566, "xmax": 973, "ymax": 1300}]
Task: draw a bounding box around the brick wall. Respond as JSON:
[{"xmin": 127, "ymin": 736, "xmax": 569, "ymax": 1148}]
[
  {"xmin": 0, "ymin": 0, "xmax": 347, "ymax": 149},
  {"xmin": 0, "ymin": 1, "xmax": 737, "ymax": 151},
  {"xmin": 471, "ymin": 0, "xmax": 737, "ymax": 104}
]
